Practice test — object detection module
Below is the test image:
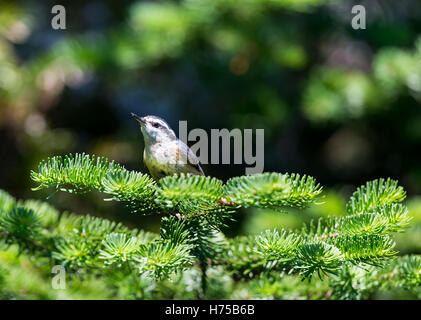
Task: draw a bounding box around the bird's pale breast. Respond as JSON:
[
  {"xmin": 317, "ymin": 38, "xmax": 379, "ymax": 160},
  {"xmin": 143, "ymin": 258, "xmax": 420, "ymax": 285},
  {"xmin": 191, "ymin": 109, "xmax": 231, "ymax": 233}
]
[{"xmin": 143, "ymin": 141, "xmax": 203, "ymax": 180}]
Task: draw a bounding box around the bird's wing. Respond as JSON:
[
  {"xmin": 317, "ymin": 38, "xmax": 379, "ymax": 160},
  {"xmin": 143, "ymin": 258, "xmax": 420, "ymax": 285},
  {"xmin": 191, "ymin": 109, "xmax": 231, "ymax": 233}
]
[{"xmin": 175, "ymin": 140, "xmax": 205, "ymax": 176}]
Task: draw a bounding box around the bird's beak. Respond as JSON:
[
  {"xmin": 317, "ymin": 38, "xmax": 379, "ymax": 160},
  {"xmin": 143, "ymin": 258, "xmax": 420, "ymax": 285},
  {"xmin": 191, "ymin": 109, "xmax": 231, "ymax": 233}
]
[{"xmin": 131, "ymin": 113, "xmax": 146, "ymax": 125}]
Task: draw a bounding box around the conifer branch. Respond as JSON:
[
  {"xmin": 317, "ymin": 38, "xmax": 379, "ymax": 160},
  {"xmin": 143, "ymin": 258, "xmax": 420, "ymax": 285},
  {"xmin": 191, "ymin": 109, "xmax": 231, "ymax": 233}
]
[
  {"xmin": 224, "ymin": 173, "xmax": 322, "ymax": 210},
  {"xmin": 30, "ymin": 153, "xmax": 156, "ymax": 213},
  {"xmin": 346, "ymin": 178, "xmax": 406, "ymax": 214},
  {"xmin": 227, "ymin": 178, "xmax": 412, "ymax": 279},
  {"xmin": 0, "ymin": 153, "xmax": 414, "ymax": 298}
]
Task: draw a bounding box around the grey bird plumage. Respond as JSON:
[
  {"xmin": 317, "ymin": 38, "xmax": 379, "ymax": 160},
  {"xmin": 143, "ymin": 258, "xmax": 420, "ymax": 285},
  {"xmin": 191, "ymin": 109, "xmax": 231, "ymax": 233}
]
[{"xmin": 131, "ymin": 113, "xmax": 204, "ymax": 180}]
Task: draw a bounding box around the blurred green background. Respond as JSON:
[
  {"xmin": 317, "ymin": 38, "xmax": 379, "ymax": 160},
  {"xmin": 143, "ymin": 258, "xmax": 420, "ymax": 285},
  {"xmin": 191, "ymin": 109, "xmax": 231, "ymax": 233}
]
[{"xmin": 0, "ymin": 0, "xmax": 420, "ymax": 256}]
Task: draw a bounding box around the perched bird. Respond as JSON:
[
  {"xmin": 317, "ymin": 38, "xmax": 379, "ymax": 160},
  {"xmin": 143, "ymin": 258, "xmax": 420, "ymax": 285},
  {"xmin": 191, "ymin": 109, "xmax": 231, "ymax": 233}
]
[{"xmin": 131, "ymin": 113, "xmax": 204, "ymax": 180}]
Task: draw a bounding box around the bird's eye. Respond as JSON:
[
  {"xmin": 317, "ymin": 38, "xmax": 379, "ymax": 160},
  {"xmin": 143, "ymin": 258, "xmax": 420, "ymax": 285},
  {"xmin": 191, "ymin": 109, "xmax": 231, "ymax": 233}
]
[{"xmin": 152, "ymin": 122, "xmax": 160, "ymax": 128}]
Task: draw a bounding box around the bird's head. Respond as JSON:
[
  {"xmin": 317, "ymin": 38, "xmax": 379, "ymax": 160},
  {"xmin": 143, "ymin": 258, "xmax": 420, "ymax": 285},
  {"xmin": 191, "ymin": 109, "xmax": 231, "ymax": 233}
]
[{"xmin": 131, "ymin": 113, "xmax": 177, "ymax": 144}]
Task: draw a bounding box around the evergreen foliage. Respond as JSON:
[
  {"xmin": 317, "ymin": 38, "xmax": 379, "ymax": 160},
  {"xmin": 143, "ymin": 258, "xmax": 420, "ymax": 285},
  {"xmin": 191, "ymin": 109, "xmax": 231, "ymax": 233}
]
[{"xmin": 0, "ymin": 153, "xmax": 419, "ymax": 299}]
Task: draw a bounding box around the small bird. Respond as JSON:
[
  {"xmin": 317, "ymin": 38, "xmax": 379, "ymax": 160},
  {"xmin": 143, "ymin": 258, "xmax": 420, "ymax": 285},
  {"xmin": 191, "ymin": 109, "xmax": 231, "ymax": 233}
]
[{"xmin": 131, "ymin": 113, "xmax": 204, "ymax": 181}]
